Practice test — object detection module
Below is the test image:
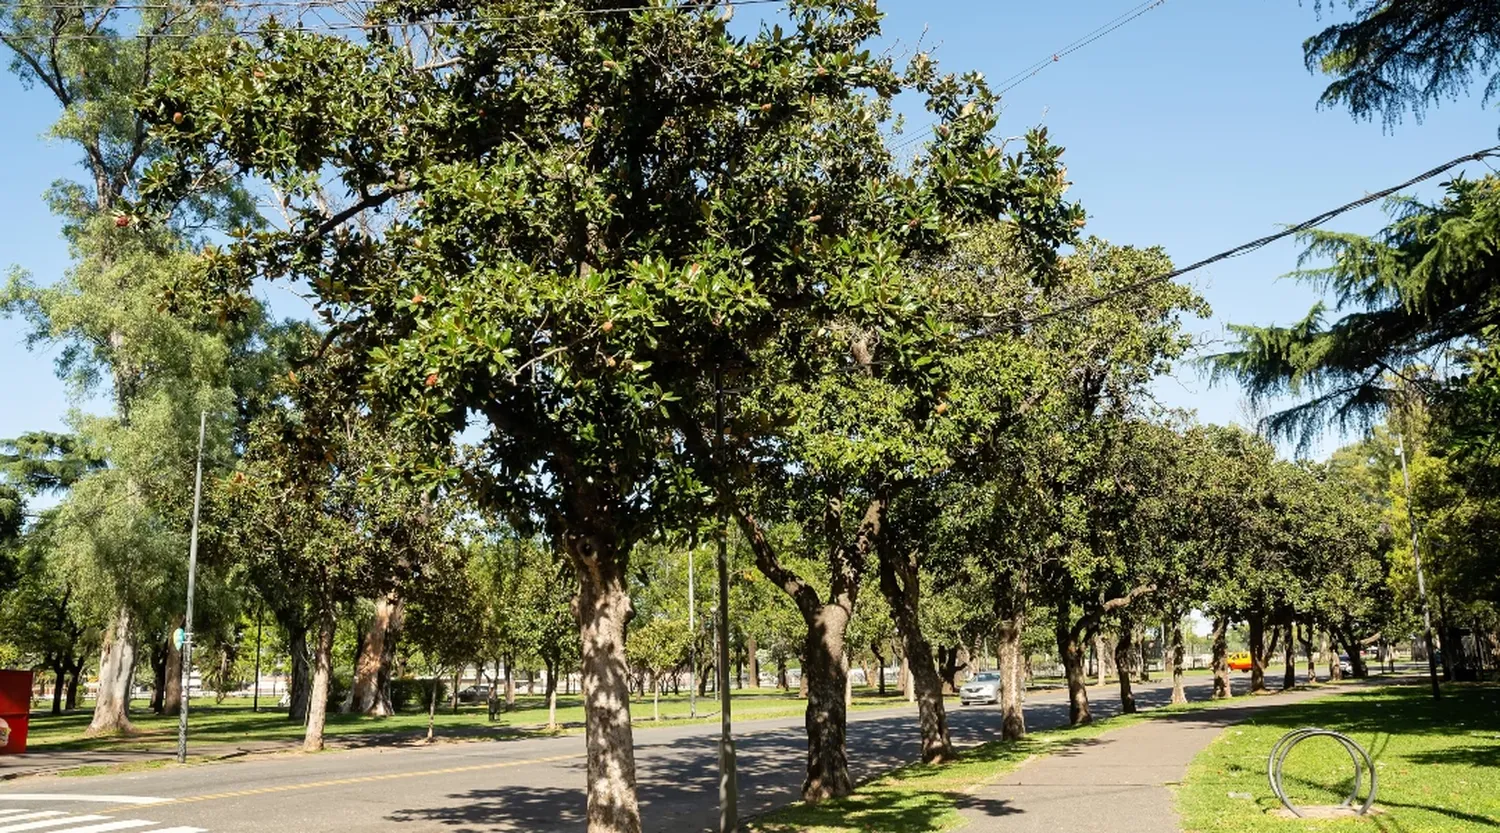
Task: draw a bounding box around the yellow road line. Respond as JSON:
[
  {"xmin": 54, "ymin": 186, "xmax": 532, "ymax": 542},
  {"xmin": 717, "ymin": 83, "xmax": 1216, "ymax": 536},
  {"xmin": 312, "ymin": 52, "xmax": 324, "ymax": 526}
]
[{"xmin": 143, "ymin": 752, "xmax": 585, "ymax": 808}]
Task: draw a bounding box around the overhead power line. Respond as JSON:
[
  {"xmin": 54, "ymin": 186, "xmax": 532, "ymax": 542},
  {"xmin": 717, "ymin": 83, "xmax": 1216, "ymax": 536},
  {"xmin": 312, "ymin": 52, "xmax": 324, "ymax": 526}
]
[
  {"xmin": 1015, "ymin": 145, "xmax": 1500, "ymax": 326},
  {"xmin": 892, "ymin": 0, "xmax": 1169, "ymax": 155}
]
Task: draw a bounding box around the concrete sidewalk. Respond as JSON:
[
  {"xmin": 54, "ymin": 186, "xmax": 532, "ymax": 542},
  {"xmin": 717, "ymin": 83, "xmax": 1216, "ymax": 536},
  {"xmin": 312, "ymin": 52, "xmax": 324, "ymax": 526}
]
[{"xmin": 956, "ymin": 686, "xmax": 1344, "ymax": 833}]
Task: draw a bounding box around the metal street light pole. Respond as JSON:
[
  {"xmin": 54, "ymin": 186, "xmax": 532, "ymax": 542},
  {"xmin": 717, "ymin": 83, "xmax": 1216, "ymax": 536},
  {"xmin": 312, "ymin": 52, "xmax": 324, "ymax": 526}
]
[
  {"xmin": 688, "ymin": 547, "xmax": 697, "ymax": 719},
  {"xmin": 177, "ymin": 410, "xmax": 207, "ymax": 763},
  {"xmin": 714, "ymin": 369, "xmax": 738, "ymax": 832},
  {"xmin": 1396, "ymin": 433, "xmax": 1442, "ymax": 700}
]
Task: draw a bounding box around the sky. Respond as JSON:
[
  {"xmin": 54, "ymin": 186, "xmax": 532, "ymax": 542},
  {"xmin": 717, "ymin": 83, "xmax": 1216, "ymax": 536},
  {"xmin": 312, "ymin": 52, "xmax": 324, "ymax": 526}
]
[{"xmin": 1, "ymin": 0, "xmax": 1497, "ymax": 461}]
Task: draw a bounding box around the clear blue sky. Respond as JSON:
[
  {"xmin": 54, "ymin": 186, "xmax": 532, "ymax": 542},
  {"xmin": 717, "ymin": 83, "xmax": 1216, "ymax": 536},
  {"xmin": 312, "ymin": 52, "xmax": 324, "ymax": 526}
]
[{"xmin": 2, "ymin": 0, "xmax": 1496, "ymax": 458}]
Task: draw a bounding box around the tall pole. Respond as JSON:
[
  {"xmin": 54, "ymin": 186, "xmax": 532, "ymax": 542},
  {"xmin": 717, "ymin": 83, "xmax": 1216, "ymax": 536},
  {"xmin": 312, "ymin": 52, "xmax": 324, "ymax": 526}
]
[
  {"xmin": 177, "ymin": 410, "xmax": 207, "ymax": 763},
  {"xmin": 253, "ymin": 600, "xmax": 264, "ymax": 713},
  {"xmin": 688, "ymin": 548, "xmax": 697, "ymax": 719},
  {"xmin": 1396, "ymin": 434, "xmax": 1442, "ymax": 700},
  {"xmin": 714, "ymin": 369, "xmax": 738, "ymax": 832}
]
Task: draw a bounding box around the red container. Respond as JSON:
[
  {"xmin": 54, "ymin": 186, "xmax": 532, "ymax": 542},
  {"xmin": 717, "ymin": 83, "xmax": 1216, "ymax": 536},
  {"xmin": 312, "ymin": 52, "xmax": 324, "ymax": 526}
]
[{"xmin": 0, "ymin": 670, "xmax": 34, "ymax": 754}]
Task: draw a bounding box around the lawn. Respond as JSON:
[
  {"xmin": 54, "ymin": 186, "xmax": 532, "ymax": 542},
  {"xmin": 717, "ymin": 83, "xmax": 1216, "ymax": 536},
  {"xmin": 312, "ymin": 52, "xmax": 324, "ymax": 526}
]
[
  {"xmin": 1177, "ymin": 683, "xmax": 1500, "ymax": 833},
  {"xmin": 23, "ymin": 687, "xmax": 912, "ymax": 753}
]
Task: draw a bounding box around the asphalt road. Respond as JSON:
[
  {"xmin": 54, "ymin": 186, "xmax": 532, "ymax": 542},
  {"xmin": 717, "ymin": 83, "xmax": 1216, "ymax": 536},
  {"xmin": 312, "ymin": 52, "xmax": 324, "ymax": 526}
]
[{"xmin": 0, "ymin": 675, "xmax": 1222, "ymax": 832}]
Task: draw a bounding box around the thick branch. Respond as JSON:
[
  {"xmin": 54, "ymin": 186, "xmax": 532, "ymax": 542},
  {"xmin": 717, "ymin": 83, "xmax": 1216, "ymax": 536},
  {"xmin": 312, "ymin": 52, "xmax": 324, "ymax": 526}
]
[
  {"xmin": 310, "ymin": 185, "xmax": 414, "ymax": 239},
  {"xmin": 1071, "ymin": 583, "xmax": 1156, "ymax": 642}
]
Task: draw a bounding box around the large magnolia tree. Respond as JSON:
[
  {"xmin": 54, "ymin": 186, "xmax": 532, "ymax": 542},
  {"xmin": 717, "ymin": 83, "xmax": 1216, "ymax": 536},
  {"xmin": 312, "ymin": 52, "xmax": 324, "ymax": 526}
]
[{"xmin": 143, "ymin": 1, "xmax": 1080, "ymax": 827}]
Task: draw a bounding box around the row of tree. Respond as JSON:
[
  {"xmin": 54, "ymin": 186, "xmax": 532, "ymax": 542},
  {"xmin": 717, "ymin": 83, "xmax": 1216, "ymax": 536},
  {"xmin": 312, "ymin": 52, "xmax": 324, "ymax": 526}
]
[{"xmin": 1, "ymin": 3, "xmax": 1496, "ymax": 833}]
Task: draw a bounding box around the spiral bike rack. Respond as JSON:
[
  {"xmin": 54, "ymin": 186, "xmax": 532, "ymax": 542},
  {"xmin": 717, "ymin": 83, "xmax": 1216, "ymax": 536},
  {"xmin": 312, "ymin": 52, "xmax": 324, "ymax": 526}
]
[{"xmin": 1267, "ymin": 728, "xmax": 1378, "ymax": 818}]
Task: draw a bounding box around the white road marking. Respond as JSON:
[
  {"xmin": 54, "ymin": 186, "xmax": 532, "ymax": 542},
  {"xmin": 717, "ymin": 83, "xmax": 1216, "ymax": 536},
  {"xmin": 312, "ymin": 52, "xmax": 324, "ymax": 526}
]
[
  {"xmin": 0, "ymin": 816, "xmax": 67, "ymax": 827},
  {"xmin": 0, "ymin": 812, "xmax": 35, "ymax": 818},
  {"xmin": 0, "ymin": 816, "xmax": 108, "ymax": 832},
  {"xmin": 0, "ymin": 799, "xmax": 166, "ymax": 807},
  {"xmin": 143, "ymin": 829, "xmax": 206, "ymax": 833},
  {"xmin": 33, "ymin": 822, "xmax": 154, "ymax": 833}
]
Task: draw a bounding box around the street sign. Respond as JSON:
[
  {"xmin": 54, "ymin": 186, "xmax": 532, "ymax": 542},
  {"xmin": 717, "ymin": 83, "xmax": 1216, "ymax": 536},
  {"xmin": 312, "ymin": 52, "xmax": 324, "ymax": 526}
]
[{"xmin": 173, "ymin": 628, "xmax": 185, "ymax": 651}]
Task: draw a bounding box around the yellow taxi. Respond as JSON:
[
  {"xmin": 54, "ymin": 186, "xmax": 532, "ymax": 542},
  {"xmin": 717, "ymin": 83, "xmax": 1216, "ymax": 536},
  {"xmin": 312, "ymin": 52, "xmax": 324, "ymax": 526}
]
[{"xmin": 1227, "ymin": 651, "xmax": 1253, "ymax": 672}]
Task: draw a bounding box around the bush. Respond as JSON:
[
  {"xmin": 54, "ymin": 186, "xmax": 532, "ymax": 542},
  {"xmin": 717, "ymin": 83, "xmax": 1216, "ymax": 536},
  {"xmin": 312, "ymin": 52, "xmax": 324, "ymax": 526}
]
[{"xmin": 390, "ymin": 677, "xmax": 447, "ymax": 712}]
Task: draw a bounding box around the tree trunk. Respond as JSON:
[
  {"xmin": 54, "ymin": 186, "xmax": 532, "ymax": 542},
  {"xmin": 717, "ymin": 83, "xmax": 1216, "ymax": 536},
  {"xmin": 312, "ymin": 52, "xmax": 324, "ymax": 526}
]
[
  {"xmin": 1114, "ymin": 616, "xmax": 1136, "ymax": 715},
  {"xmin": 1248, "ymin": 611, "xmax": 1267, "ymax": 693},
  {"xmin": 1056, "ymin": 609, "xmax": 1091, "ymax": 726},
  {"xmin": 898, "ymin": 656, "xmax": 909, "ymax": 700},
  {"xmin": 1300, "ymin": 624, "xmax": 1316, "ymax": 685},
  {"xmin": 1136, "ymin": 626, "xmax": 1150, "ymax": 683},
  {"xmin": 567, "ymin": 536, "xmax": 642, "ymax": 833},
  {"xmin": 451, "ymin": 668, "xmax": 462, "ymax": 714},
  {"xmin": 800, "ymin": 603, "xmax": 854, "ymax": 802},
  {"xmin": 1093, "ymin": 631, "xmax": 1107, "ymax": 687},
  {"xmin": 545, "ymin": 658, "xmax": 559, "ymax": 730},
  {"xmin": 288, "ymin": 627, "xmax": 311, "ymax": 721},
  {"xmin": 51, "ymin": 662, "xmax": 66, "ymax": 716},
  {"xmin": 1283, "ymin": 618, "xmax": 1297, "ymax": 690},
  {"xmin": 997, "ymin": 612, "xmax": 1027, "ymax": 740},
  {"xmin": 303, "ymin": 604, "xmax": 336, "ymax": 753},
  {"xmin": 871, "ymin": 642, "xmax": 886, "ymax": 697},
  {"xmin": 426, "ymin": 671, "xmax": 439, "ymax": 742},
  {"xmin": 1325, "ymin": 631, "xmax": 1341, "ymax": 682},
  {"xmin": 777, "ymin": 655, "xmax": 789, "ymax": 691},
  {"xmin": 876, "ymin": 541, "xmax": 954, "ymax": 763},
  {"xmin": 1211, "ymin": 617, "xmax": 1231, "ymax": 699},
  {"xmin": 149, "ymin": 641, "xmax": 167, "ymax": 714},
  {"xmin": 1168, "ymin": 617, "xmax": 1186, "ymax": 705},
  {"xmin": 526, "ymin": 667, "xmax": 536, "ymax": 695},
  {"xmin": 85, "ymin": 605, "xmax": 136, "ymax": 737},
  {"xmin": 1335, "ymin": 628, "xmax": 1368, "ymax": 678},
  {"xmin": 352, "ymin": 593, "xmax": 403, "ymax": 716},
  {"xmin": 163, "ymin": 632, "xmax": 183, "ymax": 717},
  {"xmin": 504, "ymin": 653, "xmax": 516, "ymax": 709},
  {"xmin": 746, "ymin": 635, "xmax": 759, "ymax": 690},
  {"xmin": 65, "ymin": 658, "xmax": 84, "ymax": 711}
]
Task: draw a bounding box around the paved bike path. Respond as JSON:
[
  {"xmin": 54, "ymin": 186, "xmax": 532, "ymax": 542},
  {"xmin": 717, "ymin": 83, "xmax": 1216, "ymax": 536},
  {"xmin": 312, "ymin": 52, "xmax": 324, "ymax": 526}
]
[{"xmin": 957, "ymin": 685, "xmax": 1345, "ymax": 833}]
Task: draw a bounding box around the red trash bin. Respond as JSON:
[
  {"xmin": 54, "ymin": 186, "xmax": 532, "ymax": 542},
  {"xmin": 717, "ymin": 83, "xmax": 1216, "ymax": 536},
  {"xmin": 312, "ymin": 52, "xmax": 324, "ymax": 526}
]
[{"xmin": 0, "ymin": 670, "xmax": 34, "ymax": 754}]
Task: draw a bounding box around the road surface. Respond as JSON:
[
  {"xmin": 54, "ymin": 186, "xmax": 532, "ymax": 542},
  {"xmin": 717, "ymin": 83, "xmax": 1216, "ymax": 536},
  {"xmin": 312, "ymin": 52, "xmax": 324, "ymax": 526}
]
[{"xmin": 0, "ymin": 675, "xmax": 1223, "ymax": 832}]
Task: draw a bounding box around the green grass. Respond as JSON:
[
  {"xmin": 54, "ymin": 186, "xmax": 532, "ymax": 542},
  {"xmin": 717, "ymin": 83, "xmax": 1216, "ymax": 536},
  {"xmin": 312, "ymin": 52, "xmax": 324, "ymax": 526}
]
[
  {"xmin": 23, "ymin": 687, "xmax": 910, "ymax": 754},
  {"xmin": 749, "ymin": 697, "xmax": 1228, "ymax": 833},
  {"xmin": 1177, "ymin": 683, "xmax": 1500, "ymax": 833}
]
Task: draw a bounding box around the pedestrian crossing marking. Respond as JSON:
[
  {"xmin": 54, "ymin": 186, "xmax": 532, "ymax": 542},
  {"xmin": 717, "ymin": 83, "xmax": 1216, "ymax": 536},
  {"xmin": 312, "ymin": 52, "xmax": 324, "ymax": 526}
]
[{"xmin": 0, "ymin": 810, "xmax": 202, "ymax": 833}]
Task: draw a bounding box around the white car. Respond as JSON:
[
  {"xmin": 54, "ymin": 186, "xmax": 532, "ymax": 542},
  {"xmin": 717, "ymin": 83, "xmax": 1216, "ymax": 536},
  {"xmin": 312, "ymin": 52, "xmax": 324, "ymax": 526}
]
[{"xmin": 959, "ymin": 671, "xmax": 1002, "ymax": 705}]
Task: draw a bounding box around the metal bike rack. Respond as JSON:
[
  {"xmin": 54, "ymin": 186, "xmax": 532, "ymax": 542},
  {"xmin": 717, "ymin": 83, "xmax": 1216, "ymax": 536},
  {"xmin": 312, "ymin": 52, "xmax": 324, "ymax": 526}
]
[{"xmin": 1267, "ymin": 728, "xmax": 1378, "ymax": 818}]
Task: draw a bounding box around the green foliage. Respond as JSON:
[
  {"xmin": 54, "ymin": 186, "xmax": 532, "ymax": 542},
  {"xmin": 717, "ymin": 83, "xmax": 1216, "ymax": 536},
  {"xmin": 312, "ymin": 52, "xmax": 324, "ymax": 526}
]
[{"xmin": 1304, "ymin": 0, "xmax": 1500, "ymax": 128}]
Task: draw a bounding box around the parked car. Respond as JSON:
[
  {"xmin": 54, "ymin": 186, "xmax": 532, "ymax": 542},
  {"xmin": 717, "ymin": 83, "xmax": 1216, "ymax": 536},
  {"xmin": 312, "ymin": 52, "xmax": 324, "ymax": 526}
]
[
  {"xmin": 959, "ymin": 671, "xmax": 1003, "ymax": 706},
  {"xmin": 1337, "ymin": 655, "xmax": 1353, "ymax": 676},
  {"xmin": 1227, "ymin": 651, "xmax": 1253, "ymax": 672},
  {"xmin": 457, "ymin": 685, "xmax": 492, "ymax": 704}
]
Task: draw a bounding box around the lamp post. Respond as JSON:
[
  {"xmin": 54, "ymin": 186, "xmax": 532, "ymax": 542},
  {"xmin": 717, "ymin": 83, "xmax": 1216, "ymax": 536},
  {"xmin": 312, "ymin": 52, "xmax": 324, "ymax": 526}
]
[
  {"xmin": 177, "ymin": 410, "xmax": 207, "ymax": 763},
  {"xmin": 1395, "ymin": 434, "xmax": 1441, "ymax": 700}
]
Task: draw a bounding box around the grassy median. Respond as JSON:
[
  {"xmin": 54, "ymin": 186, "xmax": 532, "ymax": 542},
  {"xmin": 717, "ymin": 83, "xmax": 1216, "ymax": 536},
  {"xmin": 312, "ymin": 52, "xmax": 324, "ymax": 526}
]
[{"xmin": 1177, "ymin": 683, "xmax": 1500, "ymax": 833}]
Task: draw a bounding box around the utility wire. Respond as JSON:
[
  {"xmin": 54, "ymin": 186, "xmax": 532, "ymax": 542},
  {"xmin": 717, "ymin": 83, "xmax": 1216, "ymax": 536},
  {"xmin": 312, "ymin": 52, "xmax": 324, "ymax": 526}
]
[
  {"xmin": 891, "ymin": 0, "xmax": 1168, "ymax": 155},
  {"xmin": 1012, "ymin": 145, "xmax": 1500, "ymax": 327},
  {"xmin": 0, "ymin": 0, "xmax": 780, "ymax": 40}
]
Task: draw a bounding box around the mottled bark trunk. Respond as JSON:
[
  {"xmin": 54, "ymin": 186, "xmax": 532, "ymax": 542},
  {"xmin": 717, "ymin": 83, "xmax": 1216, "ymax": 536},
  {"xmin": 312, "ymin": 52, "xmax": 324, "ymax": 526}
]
[
  {"xmin": 1136, "ymin": 627, "xmax": 1150, "ymax": 683},
  {"xmin": 997, "ymin": 612, "xmax": 1026, "ymax": 740},
  {"xmin": 303, "ymin": 604, "xmax": 336, "ymax": 752},
  {"xmin": 746, "ymin": 635, "xmax": 759, "ymax": 689},
  {"xmin": 1114, "ymin": 617, "xmax": 1136, "ymax": 715},
  {"xmin": 1325, "ymin": 632, "xmax": 1342, "ymax": 681},
  {"xmin": 352, "ymin": 593, "xmax": 403, "ymax": 716},
  {"xmin": 877, "ymin": 541, "xmax": 953, "ymax": 763},
  {"xmin": 568, "ymin": 535, "xmax": 641, "ymax": 833},
  {"xmin": 65, "ymin": 658, "xmax": 84, "ymax": 711},
  {"xmin": 1211, "ymin": 618, "xmax": 1231, "ymax": 699},
  {"xmin": 1056, "ymin": 610, "xmax": 1091, "ymax": 726},
  {"xmin": 1248, "ymin": 611, "xmax": 1268, "ymax": 693},
  {"xmin": 504, "ymin": 654, "xmax": 516, "ymax": 709},
  {"xmin": 426, "ymin": 670, "xmax": 439, "ymax": 741},
  {"xmin": 85, "ymin": 605, "xmax": 136, "ymax": 737},
  {"xmin": 871, "ymin": 643, "xmax": 887, "ymax": 697},
  {"xmin": 1336, "ymin": 628, "xmax": 1368, "ymax": 678},
  {"xmin": 1094, "ymin": 631, "xmax": 1107, "ymax": 687},
  {"xmin": 1169, "ymin": 618, "xmax": 1186, "ymax": 705},
  {"xmin": 801, "ymin": 603, "xmax": 853, "ymax": 802},
  {"xmin": 545, "ymin": 658, "xmax": 559, "ymax": 730}
]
